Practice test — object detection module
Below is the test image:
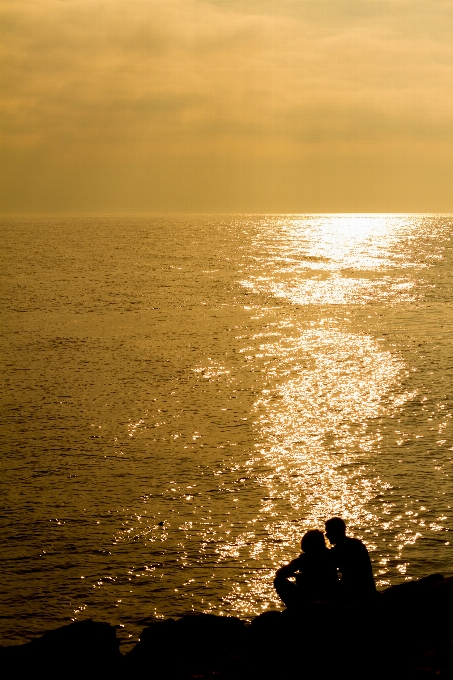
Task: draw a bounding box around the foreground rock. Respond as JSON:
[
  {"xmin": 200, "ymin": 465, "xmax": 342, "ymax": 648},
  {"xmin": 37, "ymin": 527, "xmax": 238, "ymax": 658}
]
[
  {"xmin": 0, "ymin": 619, "xmax": 121, "ymax": 677},
  {"xmin": 1, "ymin": 574, "xmax": 452, "ymax": 679}
]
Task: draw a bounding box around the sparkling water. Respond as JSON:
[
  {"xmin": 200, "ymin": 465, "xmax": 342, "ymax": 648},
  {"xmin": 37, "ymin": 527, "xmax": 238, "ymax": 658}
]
[{"xmin": 1, "ymin": 214, "xmax": 452, "ymax": 648}]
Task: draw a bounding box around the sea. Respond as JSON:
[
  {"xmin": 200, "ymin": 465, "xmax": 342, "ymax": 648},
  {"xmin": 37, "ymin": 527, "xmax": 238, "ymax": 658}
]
[{"xmin": 1, "ymin": 214, "xmax": 452, "ymax": 649}]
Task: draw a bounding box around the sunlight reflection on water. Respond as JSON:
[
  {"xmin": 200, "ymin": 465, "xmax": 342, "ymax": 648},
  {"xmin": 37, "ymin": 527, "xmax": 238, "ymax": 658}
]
[
  {"xmin": 241, "ymin": 214, "xmax": 430, "ymax": 306},
  {"xmin": 1, "ymin": 214, "xmax": 451, "ymax": 647},
  {"xmin": 216, "ymin": 214, "xmax": 452, "ymax": 617},
  {"xmin": 220, "ymin": 325, "xmax": 407, "ymax": 615}
]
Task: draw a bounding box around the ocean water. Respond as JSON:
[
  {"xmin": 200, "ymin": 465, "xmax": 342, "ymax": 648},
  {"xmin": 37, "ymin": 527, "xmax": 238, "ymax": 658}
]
[{"xmin": 0, "ymin": 214, "xmax": 452, "ymax": 649}]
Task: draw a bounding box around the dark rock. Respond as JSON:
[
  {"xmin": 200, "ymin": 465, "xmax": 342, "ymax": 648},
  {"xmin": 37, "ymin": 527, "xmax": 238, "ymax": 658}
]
[
  {"xmin": 380, "ymin": 573, "xmax": 445, "ymax": 603},
  {"xmin": 376, "ymin": 575, "xmax": 453, "ymax": 658},
  {"xmin": 0, "ymin": 619, "xmax": 121, "ymax": 679},
  {"xmin": 2, "ymin": 574, "xmax": 452, "ymax": 679},
  {"xmin": 407, "ymin": 639, "xmax": 453, "ymax": 679},
  {"xmin": 124, "ymin": 614, "xmax": 246, "ymax": 678}
]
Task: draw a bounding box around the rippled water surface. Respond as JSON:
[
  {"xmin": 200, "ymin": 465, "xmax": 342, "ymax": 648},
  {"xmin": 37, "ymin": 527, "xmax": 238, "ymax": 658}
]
[{"xmin": 1, "ymin": 214, "xmax": 452, "ymax": 648}]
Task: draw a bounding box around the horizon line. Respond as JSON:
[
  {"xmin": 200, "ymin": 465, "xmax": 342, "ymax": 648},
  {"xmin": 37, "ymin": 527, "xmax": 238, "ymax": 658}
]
[{"xmin": 2, "ymin": 211, "xmax": 453, "ymax": 219}]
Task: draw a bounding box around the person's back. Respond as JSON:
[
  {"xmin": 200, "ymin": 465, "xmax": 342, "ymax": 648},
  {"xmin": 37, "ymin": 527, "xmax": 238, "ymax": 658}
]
[{"xmin": 325, "ymin": 518, "xmax": 376, "ymax": 604}]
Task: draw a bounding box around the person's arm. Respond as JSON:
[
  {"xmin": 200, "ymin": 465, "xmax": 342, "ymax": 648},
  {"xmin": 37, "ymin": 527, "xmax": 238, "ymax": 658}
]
[{"xmin": 275, "ymin": 557, "xmax": 301, "ymax": 579}]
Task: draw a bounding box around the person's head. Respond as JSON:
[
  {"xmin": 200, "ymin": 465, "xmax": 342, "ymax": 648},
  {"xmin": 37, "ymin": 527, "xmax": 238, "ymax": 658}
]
[
  {"xmin": 325, "ymin": 517, "xmax": 346, "ymax": 545},
  {"xmin": 301, "ymin": 529, "xmax": 327, "ymax": 554}
]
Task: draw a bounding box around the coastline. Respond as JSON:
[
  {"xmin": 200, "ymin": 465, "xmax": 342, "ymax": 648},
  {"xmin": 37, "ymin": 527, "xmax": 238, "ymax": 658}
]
[{"xmin": 1, "ymin": 574, "xmax": 452, "ymax": 679}]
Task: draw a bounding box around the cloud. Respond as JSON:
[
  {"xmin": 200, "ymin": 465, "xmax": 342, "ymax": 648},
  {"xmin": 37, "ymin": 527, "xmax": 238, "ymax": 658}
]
[{"xmin": 1, "ymin": 0, "xmax": 452, "ymax": 212}]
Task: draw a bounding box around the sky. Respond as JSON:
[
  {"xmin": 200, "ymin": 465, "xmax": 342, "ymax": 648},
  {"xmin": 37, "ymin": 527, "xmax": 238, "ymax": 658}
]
[{"xmin": 1, "ymin": 0, "xmax": 452, "ymax": 214}]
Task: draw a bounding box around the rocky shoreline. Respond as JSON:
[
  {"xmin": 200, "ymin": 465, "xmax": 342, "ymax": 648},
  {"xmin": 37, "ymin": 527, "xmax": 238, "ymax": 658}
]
[{"xmin": 1, "ymin": 574, "xmax": 452, "ymax": 679}]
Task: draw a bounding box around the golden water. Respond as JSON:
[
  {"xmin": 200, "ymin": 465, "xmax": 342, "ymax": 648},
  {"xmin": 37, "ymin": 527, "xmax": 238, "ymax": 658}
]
[{"xmin": 1, "ymin": 214, "xmax": 451, "ymax": 647}]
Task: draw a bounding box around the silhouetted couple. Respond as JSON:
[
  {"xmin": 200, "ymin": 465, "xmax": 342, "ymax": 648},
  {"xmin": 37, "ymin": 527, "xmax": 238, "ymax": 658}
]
[{"xmin": 274, "ymin": 517, "xmax": 376, "ymax": 609}]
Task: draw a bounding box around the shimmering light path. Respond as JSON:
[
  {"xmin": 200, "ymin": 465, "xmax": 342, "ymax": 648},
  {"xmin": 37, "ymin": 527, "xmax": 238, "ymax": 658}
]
[
  {"xmin": 1, "ymin": 214, "xmax": 452, "ymax": 646},
  {"xmin": 219, "ymin": 214, "xmax": 445, "ymax": 616}
]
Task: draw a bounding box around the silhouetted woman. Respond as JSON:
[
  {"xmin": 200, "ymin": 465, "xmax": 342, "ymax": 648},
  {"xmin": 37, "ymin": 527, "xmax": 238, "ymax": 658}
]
[{"xmin": 274, "ymin": 529, "xmax": 338, "ymax": 609}]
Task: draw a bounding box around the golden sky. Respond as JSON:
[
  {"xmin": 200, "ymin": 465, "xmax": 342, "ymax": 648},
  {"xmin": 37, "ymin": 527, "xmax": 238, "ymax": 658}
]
[{"xmin": 1, "ymin": 0, "xmax": 452, "ymax": 213}]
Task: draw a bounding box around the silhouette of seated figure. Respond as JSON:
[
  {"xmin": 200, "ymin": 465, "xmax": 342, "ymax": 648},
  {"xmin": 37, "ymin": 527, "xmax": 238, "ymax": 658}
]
[
  {"xmin": 325, "ymin": 517, "xmax": 376, "ymax": 604},
  {"xmin": 274, "ymin": 529, "xmax": 338, "ymax": 610}
]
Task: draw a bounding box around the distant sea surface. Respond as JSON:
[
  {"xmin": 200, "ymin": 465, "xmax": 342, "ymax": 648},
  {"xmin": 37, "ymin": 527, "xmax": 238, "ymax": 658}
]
[{"xmin": 1, "ymin": 214, "xmax": 452, "ymax": 648}]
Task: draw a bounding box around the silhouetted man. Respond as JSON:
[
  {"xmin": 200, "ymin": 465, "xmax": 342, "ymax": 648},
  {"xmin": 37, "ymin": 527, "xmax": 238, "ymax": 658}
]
[{"xmin": 325, "ymin": 517, "xmax": 376, "ymax": 604}]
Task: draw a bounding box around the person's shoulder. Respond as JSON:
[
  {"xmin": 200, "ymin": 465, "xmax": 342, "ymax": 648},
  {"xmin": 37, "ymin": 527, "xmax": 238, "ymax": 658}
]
[
  {"xmin": 295, "ymin": 553, "xmax": 306, "ymax": 565},
  {"xmin": 321, "ymin": 548, "xmax": 337, "ymax": 565},
  {"xmin": 289, "ymin": 554, "xmax": 305, "ymax": 570},
  {"xmin": 346, "ymin": 536, "xmax": 370, "ymax": 553},
  {"xmin": 323, "ymin": 545, "xmax": 338, "ymax": 561}
]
